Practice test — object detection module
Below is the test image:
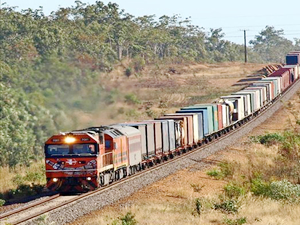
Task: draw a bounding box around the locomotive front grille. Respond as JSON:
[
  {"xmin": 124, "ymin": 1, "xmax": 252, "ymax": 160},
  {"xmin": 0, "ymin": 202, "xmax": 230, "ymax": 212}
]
[{"xmin": 65, "ymin": 177, "xmax": 79, "ymax": 186}]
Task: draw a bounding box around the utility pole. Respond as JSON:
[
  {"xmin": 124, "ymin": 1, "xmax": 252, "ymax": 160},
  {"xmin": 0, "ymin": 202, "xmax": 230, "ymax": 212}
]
[{"xmin": 243, "ymin": 30, "xmax": 248, "ymax": 63}]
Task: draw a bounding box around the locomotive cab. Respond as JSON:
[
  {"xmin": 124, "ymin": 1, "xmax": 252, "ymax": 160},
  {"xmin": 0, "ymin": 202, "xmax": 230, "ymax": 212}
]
[{"xmin": 44, "ymin": 131, "xmax": 103, "ymax": 192}]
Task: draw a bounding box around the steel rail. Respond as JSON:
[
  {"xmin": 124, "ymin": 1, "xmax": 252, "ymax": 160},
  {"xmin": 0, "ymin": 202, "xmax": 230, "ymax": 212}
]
[
  {"xmin": 3, "ymin": 77, "xmax": 299, "ymax": 225},
  {"xmin": 0, "ymin": 194, "xmax": 60, "ymax": 222}
]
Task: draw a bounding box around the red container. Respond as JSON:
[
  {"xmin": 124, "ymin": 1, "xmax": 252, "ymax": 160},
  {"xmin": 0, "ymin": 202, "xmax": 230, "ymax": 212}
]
[
  {"xmin": 217, "ymin": 104, "xmax": 223, "ymax": 130},
  {"xmin": 269, "ymin": 68, "xmax": 291, "ymax": 91}
]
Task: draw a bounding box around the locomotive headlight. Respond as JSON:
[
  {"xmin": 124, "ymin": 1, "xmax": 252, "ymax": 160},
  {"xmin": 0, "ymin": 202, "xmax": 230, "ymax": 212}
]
[
  {"xmin": 65, "ymin": 136, "xmax": 76, "ymax": 143},
  {"xmin": 86, "ymin": 177, "xmax": 92, "ymax": 181},
  {"xmin": 53, "ymin": 178, "xmax": 58, "ymax": 182}
]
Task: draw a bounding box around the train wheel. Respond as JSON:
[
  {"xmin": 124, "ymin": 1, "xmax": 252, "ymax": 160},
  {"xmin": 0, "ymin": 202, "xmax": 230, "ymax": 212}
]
[
  {"xmin": 119, "ymin": 169, "xmax": 124, "ymax": 179},
  {"xmin": 115, "ymin": 170, "xmax": 119, "ymax": 181},
  {"xmin": 142, "ymin": 163, "xmax": 147, "ymax": 170},
  {"xmin": 137, "ymin": 164, "xmax": 141, "ymax": 171},
  {"xmin": 99, "ymin": 174, "xmax": 104, "ymax": 186}
]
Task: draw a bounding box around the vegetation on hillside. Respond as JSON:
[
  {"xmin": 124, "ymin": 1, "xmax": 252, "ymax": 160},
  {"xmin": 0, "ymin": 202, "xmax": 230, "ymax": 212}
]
[{"xmin": 1, "ymin": 0, "xmax": 300, "ymax": 170}]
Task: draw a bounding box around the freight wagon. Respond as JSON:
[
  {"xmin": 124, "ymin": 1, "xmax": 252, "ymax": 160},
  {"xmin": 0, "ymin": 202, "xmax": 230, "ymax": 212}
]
[{"xmin": 45, "ymin": 51, "xmax": 300, "ymax": 192}]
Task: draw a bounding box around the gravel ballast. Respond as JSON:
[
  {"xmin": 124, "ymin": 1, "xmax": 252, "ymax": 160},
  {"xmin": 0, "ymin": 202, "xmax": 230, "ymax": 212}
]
[{"xmin": 25, "ymin": 79, "xmax": 300, "ymax": 225}]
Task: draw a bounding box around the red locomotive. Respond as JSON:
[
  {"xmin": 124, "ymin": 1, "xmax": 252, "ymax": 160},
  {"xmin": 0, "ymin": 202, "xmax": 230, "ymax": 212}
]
[
  {"xmin": 45, "ymin": 126, "xmax": 144, "ymax": 192},
  {"xmin": 45, "ymin": 51, "xmax": 300, "ymax": 192}
]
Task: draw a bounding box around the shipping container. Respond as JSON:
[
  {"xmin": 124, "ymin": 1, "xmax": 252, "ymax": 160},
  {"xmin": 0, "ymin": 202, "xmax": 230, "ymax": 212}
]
[
  {"xmin": 177, "ymin": 109, "xmax": 207, "ymax": 136},
  {"xmin": 216, "ymin": 104, "xmax": 223, "ymax": 130},
  {"xmin": 181, "ymin": 107, "xmax": 213, "ymax": 134},
  {"xmin": 221, "ymin": 100, "xmax": 234, "ymax": 125},
  {"xmin": 221, "ymin": 104, "xmax": 229, "ymax": 127},
  {"xmin": 286, "ymin": 54, "xmax": 299, "ymax": 65},
  {"xmin": 166, "ymin": 119, "xmax": 177, "ymax": 151},
  {"xmin": 152, "ymin": 119, "xmax": 177, "ymax": 152},
  {"xmin": 194, "ymin": 104, "xmax": 219, "ymax": 132},
  {"xmin": 245, "ymin": 86, "xmax": 266, "ymax": 106},
  {"xmin": 252, "ymin": 82, "xmax": 272, "ymax": 102},
  {"xmin": 111, "ymin": 125, "xmax": 142, "ymax": 167},
  {"xmin": 283, "ymin": 65, "xmax": 298, "ymax": 80},
  {"xmin": 161, "ymin": 120, "xmax": 170, "ymax": 152},
  {"xmin": 183, "ymin": 105, "xmax": 213, "ymax": 133},
  {"xmin": 156, "ymin": 116, "xmax": 188, "ymax": 148},
  {"xmin": 231, "ymin": 92, "xmax": 251, "ymax": 116},
  {"xmin": 174, "ymin": 112, "xmax": 203, "ymax": 142},
  {"xmin": 257, "ymin": 81, "xmax": 274, "ymax": 100},
  {"xmin": 163, "ymin": 114, "xmax": 195, "ymax": 146},
  {"xmin": 269, "ymin": 68, "xmax": 291, "ymax": 91},
  {"xmin": 220, "ymin": 96, "xmax": 244, "ymax": 121},
  {"xmin": 235, "ymin": 90, "xmax": 256, "ymax": 113},
  {"xmin": 145, "ymin": 120, "xmax": 163, "ymax": 156},
  {"xmin": 261, "ymin": 77, "xmax": 281, "ymax": 97},
  {"xmin": 120, "ymin": 122, "xmax": 155, "ymax": 159}
]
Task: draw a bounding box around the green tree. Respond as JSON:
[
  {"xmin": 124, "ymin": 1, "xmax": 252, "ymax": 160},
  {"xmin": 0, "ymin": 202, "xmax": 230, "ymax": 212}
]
[{"xmin": 250, "ymin": 26, "xmax": 294, "ymax": 63}]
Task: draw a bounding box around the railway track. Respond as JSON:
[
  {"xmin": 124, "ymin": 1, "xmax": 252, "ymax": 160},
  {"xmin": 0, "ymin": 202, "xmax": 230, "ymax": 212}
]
[{"xmin": 1, "ymin": 77, "xmax": 299, "ymax": 225}]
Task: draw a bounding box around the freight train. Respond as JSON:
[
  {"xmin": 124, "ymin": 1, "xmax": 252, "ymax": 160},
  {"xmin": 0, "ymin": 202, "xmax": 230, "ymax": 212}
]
[{"xmin": 45, "ymin": 52, "xmax": 300, "ymax": 192}]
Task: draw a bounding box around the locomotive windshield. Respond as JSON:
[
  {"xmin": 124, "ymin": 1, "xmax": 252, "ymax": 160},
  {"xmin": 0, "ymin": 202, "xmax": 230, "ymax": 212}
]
[{"xmin": 45, "ymin": 144, "xmax": 97, "ymax": 157}]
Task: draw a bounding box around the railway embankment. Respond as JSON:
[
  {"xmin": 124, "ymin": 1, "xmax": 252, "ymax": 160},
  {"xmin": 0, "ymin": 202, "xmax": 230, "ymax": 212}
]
[{"xmin": 24, "ymin": 76, "xmax": 300, "ymax": 225}]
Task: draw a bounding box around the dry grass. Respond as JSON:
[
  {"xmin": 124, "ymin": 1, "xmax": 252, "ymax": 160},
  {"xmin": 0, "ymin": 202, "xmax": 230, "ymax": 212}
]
[
  {"xmin": 71, "ymin": 139, "xmax": 300, "ymax": 225},
  {"xmin": 71, "ymin": 62, "xmax": 267, "ymax": 128},
  {"xmin": 0, "ymin": 160, "xmax": 45, "ymax": 197},
  {"xmin": 0, "ymin": 166, "xmax": 15, "ymax": 194},
  {"xmin": 240, "ymin": 196, "xmax": 300, "ymax": 225},
  {"xmin": 70, "ymin": 83, "xmax": 300, "ymax": 225}
]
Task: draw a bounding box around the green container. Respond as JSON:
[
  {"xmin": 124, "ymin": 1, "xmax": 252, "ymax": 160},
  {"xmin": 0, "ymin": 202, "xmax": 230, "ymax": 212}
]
[{"xmin": 182, "ymin": 104, "xmax": 218, "ymax": 133}]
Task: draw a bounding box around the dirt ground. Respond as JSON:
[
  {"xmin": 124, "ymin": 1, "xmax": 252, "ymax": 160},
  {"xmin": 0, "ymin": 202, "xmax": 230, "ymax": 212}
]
[{"xmin": 70, "ymin": 62, "xmax": 299, "ymax": 225}]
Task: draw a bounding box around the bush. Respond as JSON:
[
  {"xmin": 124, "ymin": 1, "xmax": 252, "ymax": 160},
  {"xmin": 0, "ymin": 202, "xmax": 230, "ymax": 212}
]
[
  {"xmin": 268, "ymin": 180, "xmax": 300, "ymax": 201},
  {"xmin": 223, "ymin": 217, "xmax": 247, "ymax": 225},
  {"xmin": 280, "ymin": 131, "xmax": 300, "ymax": 160},
  {"xmin": 250, "ymin": 177, "xmax": 300, "ymax": 201},
  {"xmin": 214, "ymin": 199, "xmax": 239, "ymax": 214},
  {"xmin": 207, "ymin": 161, "xmax": 234, "ymax": 180},
  {"xmin": 224, "ymin": 183, "xmax": 245, "ymax": 199},
  {"xmin": 125, "ymin": 67, "xmax": 132, "ymax": 77},
  {"xmin": 207, "ymin": 169, "xmax": 223, "ymax": 179},
  {"xmin": 219, "ymin": 161, "xmax": 235, "ymax": 178},
  {"xmin": 125, "ymin": 94, "xmax": 140, "ymax": 105},
  {"xmin": 125, "ymin": 109, "xmax": 140, "ymax": 119},
  {"xmin": 132, "ymin": 56, "xmax": 145, "ymax": 72},
  {"xmin": 251, "ymin": 133, "xmax": 284, "ymax": 146},
  {"xmin": 194, "ymin": 198, "xmax": 202, "ymax": 216},
  {"xmin": 0, "ymin": 199, "xmax": 5, "ymax": 206},
  {"xmin": 120, "ymin": 212, "xmax": 137, "ymax": 225},
  {"xmin": 250, "ymin": 177, "xmax": 271, "ymax": 197}
]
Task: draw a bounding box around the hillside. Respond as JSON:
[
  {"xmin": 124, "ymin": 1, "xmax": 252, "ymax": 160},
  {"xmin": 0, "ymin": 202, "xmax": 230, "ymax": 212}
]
[
  {"xmin": 70, "ymin": 71, "xmax": 300, "ymax": 225},
  {"xmin": 1, "ymin": 1, "xmax": 297, "ymax": 169},
  {"xmin": 1, "ymin": 0, "xmax": 298, "ymax": 209},
  {"xmin": 73, "ymin": 61, "xmax": 267, "ymax": 126},
  {"xmin": 0, "ymin": 61, "xmax": 267, "ymax": 204}
]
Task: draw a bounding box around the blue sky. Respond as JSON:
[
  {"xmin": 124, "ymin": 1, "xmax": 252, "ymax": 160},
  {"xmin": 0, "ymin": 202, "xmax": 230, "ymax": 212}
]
[{"xmin": 4, "ymin": 0, "xmax": 300, "ymax": 44}]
